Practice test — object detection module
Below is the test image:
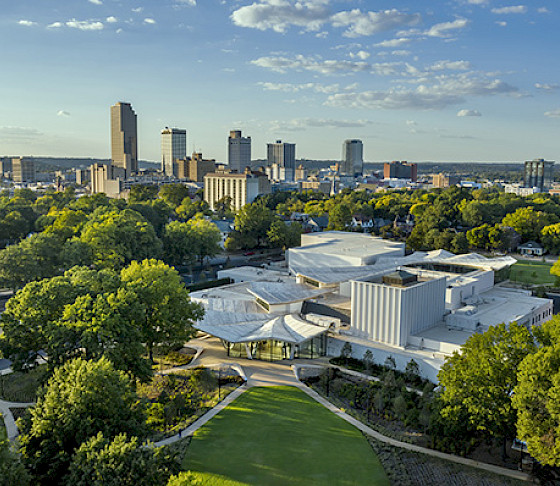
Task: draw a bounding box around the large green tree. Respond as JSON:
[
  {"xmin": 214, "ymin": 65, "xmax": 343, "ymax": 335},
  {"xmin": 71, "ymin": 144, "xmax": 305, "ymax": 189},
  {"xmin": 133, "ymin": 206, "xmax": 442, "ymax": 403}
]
[
  {"xmin": 437, "ymin": 322, "xmax": 536, "ymax": 448},
  {"xmin": 18, "ymin": 357, "xmax": 146, "ymax": 485},
  {"xmin": 65, "ymin": 433, "xmax": 177, "ymax": 486},
  {"xmin": 0, "ymin": 438, "xmax": 31, "ymax": 486},
  {"xmin": 79, "ymin": 208, "xmax": 162, "ymax": 268},
  {"xmin": 120, "ymin": 259, "xmax": 204, "ymax": 361}
]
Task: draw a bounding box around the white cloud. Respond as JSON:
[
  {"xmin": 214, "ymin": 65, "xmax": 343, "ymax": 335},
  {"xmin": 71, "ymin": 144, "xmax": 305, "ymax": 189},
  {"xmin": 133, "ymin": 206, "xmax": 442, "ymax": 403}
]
[
  {"xmin": 176, "ymin": 0, "xmax": 196, "ymax": 5},
  {"xmin": 0, "ymin": 126, "xmax": 43, "ymax": 141},
  {"xmin": 144, "ymin": 18, "xmax": 156, "ymax": 24},
  {"xmin": 467, "ymin": 0, "xmax": 488, "ymax": 4},
  {"xmin": 538, "ymin": 7, "xmax": 550, "ymax": 13},
  {"xmin": 331, "ymin": 9, "xmax": 421, "ymax": 38},
  {"xmin": 429, "ymin": 60, "xmax": 471, "ymax": 71},
  {"xmin": 231, "ymin": 0, "xmax": 330, "ymax": 33},
  {"xmin": 457, "ymin": 109, "xmax": 481, "ymax": 116},
  {"xmin": 425, "ymin": 18, "xmax": 469, "ymax": 37},
  {"xmin": 491, "ymin": 5, "xmax": 527, "ymax": 14},
  {"xmin": 106, "ymin": 16, "xmax": 118, "ymax": 23},
  {"xmin": 349, "ymin": 50, "xmax": 370, "ymax": 60},
  {"xmin": 270, "ymin": 118, "xmax": 370, "ymax": 131},
  {"xmin": 258, "ymin": 81, "xmax": 356, "ymax": 94},
  {"xmin": 544, "ymin": 109, "xmax": 560, "ymax": 118},
  {"xmin": 47, "ymin": 22, "xmax": 63, "ymax": 28},
  {"xmin": 57, "ymin": 110, "xmax": 71, "ymax": 117},
  {"xmin": 391, "ymin": 50, "xmax": 411, "ymax": 56},
  {"xmin": 18, "ymin": 20, "xmax": 37, "ymax": 27},
  {"xmin": 88, "ymin": 0, "xmax": 102, "ymax": 5},
  {"xmin": 66, "ymin": 19, "xmax": 104, "ymax": 30},
  {"xmin": 251, "ymin": 55, "xmax": 372, "ymax": 75},
  {"xmin": 496, "ymin": 21, "xmax": 507, "ymax": 26},
  {"xmin": 374, "ymin": 37, "xmax": 411, "ymax": 48},
  {"xmin": 132, "ymin": 7, "xmax": 143, "ymax": 13},
  {"xmin": 535, "ymin": 83, "xmax": 559, "ymax": 91},
  {"xmin": 325, "ymin": 75, "xmax": 518, "ymax": 110}
]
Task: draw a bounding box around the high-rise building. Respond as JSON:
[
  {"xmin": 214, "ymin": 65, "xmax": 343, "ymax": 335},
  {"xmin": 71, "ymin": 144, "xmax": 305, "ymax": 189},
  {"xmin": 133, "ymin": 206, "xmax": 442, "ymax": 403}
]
[
  {"xmin": 204, "ymin": 168, "xmax": 270, "ymax": 211},
  {"xmin": 384, "ymin": 161, "xmax": 417, "ymax": 182},
  {"xmin": 228, "ymin": 130, "xmax": 251, "ymax": 172},
  {"xmin": 267, "ymin": 140, "xmax": 296, "ymax": 181},
  {"xmin": 341, "ymin": 139, "xmax": 363, "ymax": 176},
  {"xmin": 161, "ymin": 127, "xmax": 186, "ymax": 177},
  {"xmin": 12, "ymin": 157, "xmax": 35, "ymax": 183},
  {"xmin": 524, "ymin": 158, "xmax": 554, "ymax": 191},
  {"xmin": 111, "ymin": 102, "xmax": 138, "ymax": 174}
]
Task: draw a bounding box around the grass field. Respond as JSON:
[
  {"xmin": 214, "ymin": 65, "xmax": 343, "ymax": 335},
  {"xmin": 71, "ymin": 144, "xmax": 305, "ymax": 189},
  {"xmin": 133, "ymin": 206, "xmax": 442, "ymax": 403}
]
[
  {"xmin": 183, "ymin": 386, "xmax": 389, "ymax": 486},
  {"xmin": 0, "ymin": 367, "xmax": 44, "ymax": 403},
  {"xmin": 509, "ymin": 261, "xmax": 556, "ymax": 285}
]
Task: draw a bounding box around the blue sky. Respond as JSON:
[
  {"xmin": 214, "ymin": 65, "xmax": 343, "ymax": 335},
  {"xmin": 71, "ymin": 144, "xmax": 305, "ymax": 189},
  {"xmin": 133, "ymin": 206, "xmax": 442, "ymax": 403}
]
[{"xmin": 1, "ymin": 0, "xmax": 559, "ymax": 163}]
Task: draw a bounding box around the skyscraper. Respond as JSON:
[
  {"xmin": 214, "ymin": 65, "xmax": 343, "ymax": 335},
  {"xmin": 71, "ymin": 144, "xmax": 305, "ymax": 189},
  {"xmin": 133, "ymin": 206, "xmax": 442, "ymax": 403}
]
[
  {"xmin": 267, "ymin": 140, "xmax": 296, "ymax": 181},
  {"xmin": 524, "ymin": 158, "xmax": 554, "ymax": 191},
  {"xmin": 111, "ymin": 102, "xmax": 138, "ymax": 174},
  {"xmin": 341, "ymin": 139, "xmax": 363, "ymax": 176},
  {"xmin": 228, "ymin": 130, "xmax": 251, "ymax": 172},
  {"xmin": 161, "ymin": 127, "xmax": 187, "ymax": 177}
]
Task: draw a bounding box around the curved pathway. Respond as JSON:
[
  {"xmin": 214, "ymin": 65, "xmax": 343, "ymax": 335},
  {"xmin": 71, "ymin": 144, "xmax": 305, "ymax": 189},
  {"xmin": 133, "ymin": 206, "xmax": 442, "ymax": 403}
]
[
  {"xmin": 153, "ymin": 336, "xmax": 530, "ymax": 482},
  {"xmin": 0, "ymin": 399, "xmax": 34, "ymax": 441}
]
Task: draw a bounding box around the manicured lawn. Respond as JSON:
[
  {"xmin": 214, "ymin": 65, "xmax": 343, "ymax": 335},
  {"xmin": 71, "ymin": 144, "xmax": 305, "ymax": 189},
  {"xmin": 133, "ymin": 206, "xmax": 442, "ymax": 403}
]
[
  {"xmin": 0, "ymin": 367, "xmax": 44, "ymax": 403},
  {"xmin": 509, "ymin": 261, "xmax": 556, "ymax": 285},
  {"xmin": 183, "ymin": 386, "xmax": 389, "ymax": 486}
]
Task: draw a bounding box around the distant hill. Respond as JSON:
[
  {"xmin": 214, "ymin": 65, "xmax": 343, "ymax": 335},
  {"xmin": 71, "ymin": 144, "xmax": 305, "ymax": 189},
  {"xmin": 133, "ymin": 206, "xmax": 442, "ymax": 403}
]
[{"xmin": 0, "ymin": 157, "xmax": 159, "ymax": 171}]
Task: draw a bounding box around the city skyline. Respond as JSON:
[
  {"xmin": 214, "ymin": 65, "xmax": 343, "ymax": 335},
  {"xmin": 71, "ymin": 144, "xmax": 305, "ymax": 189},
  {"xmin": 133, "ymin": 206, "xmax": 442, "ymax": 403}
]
[{"xmin": 1, "ymin": 1, "xmax": 559, "ymax": 163}]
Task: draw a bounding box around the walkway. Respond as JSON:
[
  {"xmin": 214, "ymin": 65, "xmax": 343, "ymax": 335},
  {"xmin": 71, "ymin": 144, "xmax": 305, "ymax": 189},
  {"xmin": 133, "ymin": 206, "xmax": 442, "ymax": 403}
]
[
  {"xmin": 0, "ymin": 399, "xmax": 34, "ymax": 441},
  {"xmin": 152, "ymin": 336, "xmax": 531, "ymax": 482}
]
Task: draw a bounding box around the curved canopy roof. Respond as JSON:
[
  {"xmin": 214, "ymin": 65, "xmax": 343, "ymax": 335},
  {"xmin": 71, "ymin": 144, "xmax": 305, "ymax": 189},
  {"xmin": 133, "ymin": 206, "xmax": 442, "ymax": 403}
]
[{"xmin": 195, "ymin": 313, "xmax": 327, "ymax": 344}]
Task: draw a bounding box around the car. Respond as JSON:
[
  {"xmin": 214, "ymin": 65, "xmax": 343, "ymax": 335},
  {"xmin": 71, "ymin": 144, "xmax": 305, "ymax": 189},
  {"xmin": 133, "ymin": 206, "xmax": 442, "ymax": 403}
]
[{"xmin": 243, "ymin": 251, "xmax": 255, "ymax": 256}]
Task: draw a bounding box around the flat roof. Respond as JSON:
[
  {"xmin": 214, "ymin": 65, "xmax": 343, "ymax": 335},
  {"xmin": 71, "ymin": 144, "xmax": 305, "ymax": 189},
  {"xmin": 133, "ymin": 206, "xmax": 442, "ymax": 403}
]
[{"xmin": 247, "ymin": 282, "xmax": 332, "ymax": 305}]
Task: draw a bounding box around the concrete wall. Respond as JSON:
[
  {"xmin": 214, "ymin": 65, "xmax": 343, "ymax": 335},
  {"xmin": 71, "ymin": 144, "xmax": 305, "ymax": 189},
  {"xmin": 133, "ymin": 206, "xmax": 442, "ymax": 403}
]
[
  {"xmin": 445, "ymin": 271, "xmax": 495, "ymax": 310},
  {"xmin": 328, "ymin": 336, "xmax": 444, "ymax": 383},
  {"xmin": 350, "ymin": 277, "xmax": 446, "ymax": 347}
]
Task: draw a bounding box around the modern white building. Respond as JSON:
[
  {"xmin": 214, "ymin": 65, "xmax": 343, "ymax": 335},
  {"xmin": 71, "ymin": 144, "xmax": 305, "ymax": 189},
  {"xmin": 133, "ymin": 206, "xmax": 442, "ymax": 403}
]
[
  {"xmin": 161, "ymin": 127, "xmax": 187, "ymax": 177},
  {"xmin": 287, "ymin": 232, "xmax": 406, "ymax": 272},
  {"xmin": 341, "ymin": 139, "xmax": 363, "ymax": 176},
  {"xmin": 228, "ymin": 130, "xmax": 251, "ymax": 173}
]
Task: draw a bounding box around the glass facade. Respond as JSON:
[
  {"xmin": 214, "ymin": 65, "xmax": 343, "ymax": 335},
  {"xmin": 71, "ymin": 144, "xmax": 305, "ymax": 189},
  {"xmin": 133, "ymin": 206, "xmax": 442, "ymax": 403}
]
[{"xmin": 221, "ymin": 334, "xmax": 327, "ymax": 362}]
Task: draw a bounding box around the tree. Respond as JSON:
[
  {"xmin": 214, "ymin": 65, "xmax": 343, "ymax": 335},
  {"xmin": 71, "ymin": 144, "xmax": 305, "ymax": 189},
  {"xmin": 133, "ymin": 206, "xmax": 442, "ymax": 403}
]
[
  {"xmin": 0, "ymin": 267, "xmax": 119, "ymax": 371},
  {"xmin": 159, "ymin": 184, "xmax": 191, "ymax": 208},
  {"xmin": 214, "ymin": 196, "xmax": 234, "ymax": 220},
  {"xmin": 187, "ymin": 215, "xmax": 221, "ymax": 263},
  {"xmin": 18, "ymin": 357, "xmax": 146, "ymax": 485},
  {"xmin": 162, "ymin": 221, "xmax": 197, "ymax": 268},
  {"xmin": 79, "ymin": 209, "xmax": 162, "ymax": 268},
  {"xmin": 501, "ymin": 207, "xmax": 557, "ymax": 242},
  {"xmin": 541, "ymin": 223, "xmax": 560, "ymax": 254},
  {"xmin": 0, "ymin": 233, "xmax": 65, "ymax": 290},
  {"xmin": 0, "ymin": 438, "xmax": 31, "ymax": 486},
  {"xmin": 437, "ymin": 322, "xmax": 536, "ymax": 448},
  {"xmin": 128, "ymin": 184, "xmax": 159, "ymax": 203},
  {"xmin": 327, "ymin": 203, "xmax": 352, "ymax": 231},
  {"xmin": 66, "ymin": 433, "xmax": 177, "ymax": 486},
  {"xmin": 120, "ymin": 259, "xmax": 204, "ymax": 361},
  {"xmin": 267, "ymin": 219, "xmax": 302, "ymax": 249},
  {"xmin": 232, "ymin": 201, "xmax": 275, "ymax": 248}
]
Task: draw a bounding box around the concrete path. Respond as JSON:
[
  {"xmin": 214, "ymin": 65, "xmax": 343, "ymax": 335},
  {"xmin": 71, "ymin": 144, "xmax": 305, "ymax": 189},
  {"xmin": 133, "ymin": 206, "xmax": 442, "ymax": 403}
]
[
  {"xmin": 155, "ymin": 336, "xmax": 531, "ymax": 482},
  {"xmin": 0, "ymin": 399, "xmax": 34, "ymax": 441}
]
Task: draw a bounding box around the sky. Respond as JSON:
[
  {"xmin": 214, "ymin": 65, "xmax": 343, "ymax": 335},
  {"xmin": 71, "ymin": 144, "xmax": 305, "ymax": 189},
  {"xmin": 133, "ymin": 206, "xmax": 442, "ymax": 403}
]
[{"xmin": 1, "ymin": 0, "xmax": 559, "ymax": 163}]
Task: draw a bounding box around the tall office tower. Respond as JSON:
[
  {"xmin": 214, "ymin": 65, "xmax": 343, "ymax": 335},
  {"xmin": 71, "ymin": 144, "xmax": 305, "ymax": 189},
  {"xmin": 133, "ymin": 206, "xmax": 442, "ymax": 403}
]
[
  {"xmin": 384, "ymin": 161, "xmax": 417, "ymax": 182},
  {"xmin": 161, "ymin": 127, "xmax": 187, "ymax": 176},
  {"xmin": 267, "ymin": 140, "xmax": 296, "ymax": 182},
  {"xmin": 228, "ymin": 130, "xmax": 251, "ymax": 172},
  {"xmin": 341, "ymin": 139, "xmax": 363, "ymax": 176},
  {"xmin": 111, "ymin": 102, "xmax": 138, "ymax": 174},
  {"xmin": 12, "ymin": 157, "xmax": 35, "ymax": 183},
  {"xmin": 524, "ymin": 158, "xmax": 554, "ymax": 191}
]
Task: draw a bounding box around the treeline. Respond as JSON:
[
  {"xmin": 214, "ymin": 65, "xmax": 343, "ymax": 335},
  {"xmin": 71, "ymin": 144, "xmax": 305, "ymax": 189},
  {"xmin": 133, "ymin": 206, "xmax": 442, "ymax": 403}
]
[
  {"xmin": 0, "ymin": 185, "xmax": 222, "ymax": 290},
  {"xmin": 255, "ymin": 187, "xmax": 560, "ymax": 253}
]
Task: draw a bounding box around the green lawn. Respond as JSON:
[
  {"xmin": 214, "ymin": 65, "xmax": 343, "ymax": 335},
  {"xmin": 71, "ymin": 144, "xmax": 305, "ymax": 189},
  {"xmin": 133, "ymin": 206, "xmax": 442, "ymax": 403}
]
[
  {"xmin": 509, "ymin": 261, "xmax": 556, "ymax": 285},
  {"xmin": 183, "ymin": 386, "xmax": 389, "ymax": 486},
  {"xmin": 0, "ymin": 367, "xmax": 44, "ymax": 403}
]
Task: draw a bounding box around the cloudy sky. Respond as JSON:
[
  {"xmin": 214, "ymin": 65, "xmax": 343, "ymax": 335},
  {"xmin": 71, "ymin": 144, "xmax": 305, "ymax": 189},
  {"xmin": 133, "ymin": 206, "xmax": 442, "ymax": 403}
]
[{"xmin": 1, "ymin": 0, "xmax": 559, "ymax": 163}]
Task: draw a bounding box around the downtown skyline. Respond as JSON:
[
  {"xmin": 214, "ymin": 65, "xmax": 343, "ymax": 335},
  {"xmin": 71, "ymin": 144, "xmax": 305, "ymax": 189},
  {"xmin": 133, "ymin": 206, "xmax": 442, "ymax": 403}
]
[{"xmin": 1, "ymin": 0, "xmax": 559, "ymax": 163}]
